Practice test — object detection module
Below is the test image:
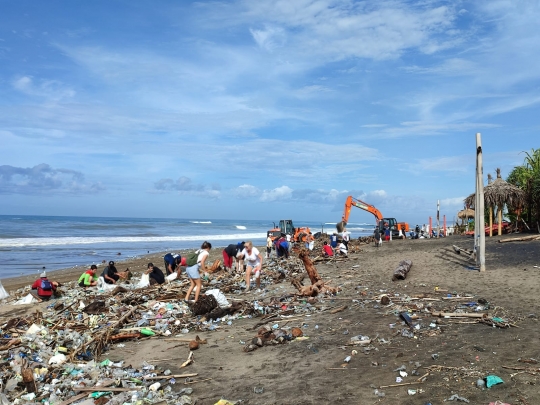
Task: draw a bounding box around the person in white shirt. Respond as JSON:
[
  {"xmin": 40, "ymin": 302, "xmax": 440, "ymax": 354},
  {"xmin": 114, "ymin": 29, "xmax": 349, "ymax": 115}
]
[
  {"xmin": 185, "ymin": 241, "xmax": 211, "ymax": 303},
  {"xmin": 341, "ymin": 230, "xmax": 350, "ymax": 249},
  {"xmin": 337, "ymin": 241, "xmax": 348, "ymax": 257},
  {"xmin": 241, "ymin": 241, "xmax": 263, "ymax": 291}
]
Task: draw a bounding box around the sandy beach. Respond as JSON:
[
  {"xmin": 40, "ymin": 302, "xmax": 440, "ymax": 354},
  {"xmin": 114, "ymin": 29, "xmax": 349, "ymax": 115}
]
[{"xmin": 1, "ymin": 234, "xmax": 540, "ymax": 404}]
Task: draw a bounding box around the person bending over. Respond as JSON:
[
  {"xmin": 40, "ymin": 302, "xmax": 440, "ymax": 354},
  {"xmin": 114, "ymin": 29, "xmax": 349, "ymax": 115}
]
[
  {"xmin": 185, "ymin": 241, "xmax": 212, "ymax": 303},
  {"xmin": 163, "ymin": 252, "xmax": 182, "ymax": 276},
  {"xmin": 222, "ymin": 242, "xmax": 244, "ymax": 271},
  {"xmin": 241, "ymin": 241, "xmax": 263, "ymax": 292}
]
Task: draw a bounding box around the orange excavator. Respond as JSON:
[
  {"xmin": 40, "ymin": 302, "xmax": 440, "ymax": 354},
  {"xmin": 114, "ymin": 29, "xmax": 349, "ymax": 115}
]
[{"xmin": 336, "ymin": 196, "xmax": 409, "ymax": 238}]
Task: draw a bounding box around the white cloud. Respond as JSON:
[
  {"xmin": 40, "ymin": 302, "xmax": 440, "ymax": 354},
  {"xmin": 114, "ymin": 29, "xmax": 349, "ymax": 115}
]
[
  {"xmin": 261, "ymin": 185, "xmax": 293, "ymax": 201},
  {"xmin": 232, "ymin": 184, "xmax": 261, "ymax": 198},
  {"xmin": 12, "ymin": 76, "xmax": 75, "ymax": 101}
]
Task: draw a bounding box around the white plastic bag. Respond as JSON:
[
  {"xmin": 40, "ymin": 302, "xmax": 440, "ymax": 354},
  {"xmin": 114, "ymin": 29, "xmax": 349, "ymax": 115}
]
[
  {"xmin": 138, "ymin": 274, "xmax": 150, "ymax": 288},
  {"xmin": 165, "ymin": 272, "xmax": 178, "ymax": 283},
  {"xmin": 12, "ymin": 293, "xmax": 38, "ymax": 305},
  {"xmin": 206, "ymin": 289, "xmax": 230, "ymax": 308},
  {"xmin": 0, "ymin": 281, "xmax": 8, "ymax": 300},
  {"xmin": 97, "ymin": 277, "xmax": 117, "ymax": 292}
]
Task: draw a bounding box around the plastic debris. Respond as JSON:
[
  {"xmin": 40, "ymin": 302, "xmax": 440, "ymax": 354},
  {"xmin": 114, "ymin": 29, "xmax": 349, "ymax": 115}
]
[
  {"xmin": 446, "ymin": 394, "xmax": 470, "ymax": 402},
  {"xmin": 485, "ymin": 374, "xmax": 504, "ymax": 388}
]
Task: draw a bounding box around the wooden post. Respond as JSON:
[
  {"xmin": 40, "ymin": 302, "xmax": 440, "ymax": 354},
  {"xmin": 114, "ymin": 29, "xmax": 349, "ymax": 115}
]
[
  {"xmin": 476, "ymin": 133, "xmax": 486, "ymax": 272},
  {"xmin": 443, "ymin": 215, "xmax": 446, "ymax": 236},
  {"xmin": 489, "ymin": 206, "xmax": 493, "ymax": 237},
  {"xmin": 429, "ymin": 216, "xmax": 432, "ymax": 238},
  {"xmin": 497, "ymin": 205, "xmax": 503, "ymax": 236}
]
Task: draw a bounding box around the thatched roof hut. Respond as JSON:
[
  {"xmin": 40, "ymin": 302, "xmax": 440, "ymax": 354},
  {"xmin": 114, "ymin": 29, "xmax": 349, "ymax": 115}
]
[
  {"xmin": 464, "ymin": 168, "xmax": 525, "ymax": 210},
  {"xmin": 457, "ymin": 208, "xmax": 475, "ymax": 219}
]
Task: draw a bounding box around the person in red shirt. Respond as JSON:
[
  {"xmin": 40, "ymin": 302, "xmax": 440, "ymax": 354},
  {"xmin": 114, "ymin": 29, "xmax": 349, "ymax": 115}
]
[
  {"xmin": 31, "ymin": 272, "xmax": 58, "ymax": 300},
  {"xmin": 322, "ymin": 241, "xmax": 334, "ymax": 257}
]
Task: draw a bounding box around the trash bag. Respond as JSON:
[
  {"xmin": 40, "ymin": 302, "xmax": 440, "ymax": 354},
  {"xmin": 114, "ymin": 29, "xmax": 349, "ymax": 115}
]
[
  {"xmin": 206, "ymin": 289, "xmax": 230, "ymax": 308},
  {"xmin": 166, "ymin": 272, "xmax": 178, "ymax": 283},
  {"xmin": 0, "ymin": 281, "xmax": 9, "ymax": 300},
  {"xmin": 97, "ymin": 277, "xmax": 116, "ymax": 292},
  {"xmin": 138, "ymin": 274, "xmax": 150, "ymax": 288},
  {"xmin": 12, "ymin": 293, "xmax": 38, "ymax": 305}
]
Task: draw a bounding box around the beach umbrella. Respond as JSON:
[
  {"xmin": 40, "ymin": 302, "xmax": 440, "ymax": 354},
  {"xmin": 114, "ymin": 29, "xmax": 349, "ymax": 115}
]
[{"xmin": 464, "ymin": 168, "xmax": 526, "ymax": 236}]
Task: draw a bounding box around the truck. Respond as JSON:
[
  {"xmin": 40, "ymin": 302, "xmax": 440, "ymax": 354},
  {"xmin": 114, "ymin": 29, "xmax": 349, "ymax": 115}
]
[
  {"xmin": 336, "ymin": 195, "xmax": 409, "ymax": 238},
  {"xmin": 267, "ymin": 219, "xmax": 311, "ymax": 243}
]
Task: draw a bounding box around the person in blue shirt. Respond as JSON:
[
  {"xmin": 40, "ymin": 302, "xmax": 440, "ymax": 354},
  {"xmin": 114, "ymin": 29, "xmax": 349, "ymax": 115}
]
[
  {"xmin": 163, "ymin": 253, "xmax": 182, "ymax": 275},
  {"xmin": 330, "ymin": 233, "xmax": 338, "ymax": 248}
]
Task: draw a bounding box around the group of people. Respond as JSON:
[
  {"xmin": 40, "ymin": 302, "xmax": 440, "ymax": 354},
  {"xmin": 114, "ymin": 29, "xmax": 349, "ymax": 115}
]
[{"xmin": 324, "ymin": 231, "xmax": 349, "ymax": 257}]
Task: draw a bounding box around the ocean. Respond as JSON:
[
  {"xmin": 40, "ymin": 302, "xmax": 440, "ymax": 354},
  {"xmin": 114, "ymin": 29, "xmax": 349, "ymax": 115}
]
[{"xmin": 0, "ymin": 215, "xmax": 374, "ymax": 279}]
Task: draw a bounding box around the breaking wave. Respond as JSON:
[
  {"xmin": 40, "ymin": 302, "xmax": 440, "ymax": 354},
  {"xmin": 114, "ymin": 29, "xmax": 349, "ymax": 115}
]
[
  {"xmin": 235, "ymin": 225, "xmax": 247, "ymax": 230},
  {"xmin": 0, "ymin": 233, "xmax": 266, "ymax": 248}
]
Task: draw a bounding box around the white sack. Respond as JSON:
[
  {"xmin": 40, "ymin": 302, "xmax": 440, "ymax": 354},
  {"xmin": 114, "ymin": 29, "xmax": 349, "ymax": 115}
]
[
  {"xmin": 206, "ymin": 289, "xmax": 230, "ymax": 308},
  {"xmin": 0, "ymin": 281, "xmax": 9, "ymax": 300},
  {"xmin": 138, "ymin": 274, "xmax": 150, "ymax": 288}
]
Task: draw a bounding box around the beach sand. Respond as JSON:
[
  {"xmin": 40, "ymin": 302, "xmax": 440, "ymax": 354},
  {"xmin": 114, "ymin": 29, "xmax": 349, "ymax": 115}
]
[{"xmin": 1, "ymin": 235, "xmax": 539, "ymax": 404}]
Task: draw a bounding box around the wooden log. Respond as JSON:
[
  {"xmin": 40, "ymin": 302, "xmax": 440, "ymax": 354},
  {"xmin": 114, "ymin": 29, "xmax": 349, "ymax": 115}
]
[
  {"xmin": 431, "ymin": 311, "xmax": 487, "ymax": 318},
  {"xmin": 74, "ymin": 387, "xmax": 136, "ymax": 392},
  {"xmin": 499, "ymin": 235, "xmax": 540, "ymax": 243},
  {"xmin": 297, "ymin": 250, "xmax": 321, "ymax": 284},
  {"xmin": 144, "ymin": 373, "xmax": 198, "ymax": 380},
  {"xmin": 392, "ymin": 260, "xmax": 412, "ymax": 281},
  {"xmin": 22, "ymin": 368, "xmax": 37, "ymax": 393}
]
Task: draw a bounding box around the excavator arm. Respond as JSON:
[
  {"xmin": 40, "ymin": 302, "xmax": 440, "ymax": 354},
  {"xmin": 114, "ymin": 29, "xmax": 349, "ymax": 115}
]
[{"xmin": 337, "ymin": 195, "xmax": 383, "ymax": 232}]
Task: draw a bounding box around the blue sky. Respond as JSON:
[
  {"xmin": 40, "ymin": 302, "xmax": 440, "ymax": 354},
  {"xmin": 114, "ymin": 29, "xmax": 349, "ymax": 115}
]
[{"xmin": 1, "ymin": 0, "xmax": 539, "ymax": 225}]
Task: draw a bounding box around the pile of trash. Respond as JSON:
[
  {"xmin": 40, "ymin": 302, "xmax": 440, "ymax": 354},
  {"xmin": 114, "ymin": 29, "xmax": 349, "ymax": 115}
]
[{"xmin": 0, "ymin": 249, "xmax": 346, "ymax": 403}]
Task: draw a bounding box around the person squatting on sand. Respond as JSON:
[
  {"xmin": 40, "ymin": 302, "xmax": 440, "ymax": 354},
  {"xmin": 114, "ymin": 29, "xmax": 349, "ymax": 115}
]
[
  {"xmin": 241, "ymin": 240, "xmax": 263, "ymax": 291},
  {"xmin": 322, "ymin": 241, "xmax": 334, "ymax": 257},
  {"xmin": 31, "ymin": 272, "xmax": 58, "ymax": 300},
  {"xmin": 146, "ymin": 263, "xmax": 165, "ymax": 285},
  {"xmin": 101, "ymin": 261, "xmax": 130, "ymax": 284},
  {"xmin": 78, "ymin": 265, "xmax": 98, "ymax": 287},
  {"xmin": 222, "ymin": 242, "xmax": 245, "ymax": 271},
  {"xmin": 185, "ymin": 241, "xmax": 212, "ymax": 303},
  {"xmin": 163, "ymin": 252, "xmax": 183, "ymax": 276}
]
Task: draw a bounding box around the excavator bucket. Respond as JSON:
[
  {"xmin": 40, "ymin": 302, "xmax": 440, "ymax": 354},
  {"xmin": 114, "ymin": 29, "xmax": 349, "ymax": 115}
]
[{"xmin": 336, "ymin": 221, "xmax": 346, "ymax": 233}]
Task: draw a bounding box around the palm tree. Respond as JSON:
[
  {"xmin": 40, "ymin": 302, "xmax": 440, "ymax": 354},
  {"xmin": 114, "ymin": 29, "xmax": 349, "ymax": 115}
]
[{"xmin": 507, "ymin": 148, "xmax": 540, "ymax": 227}]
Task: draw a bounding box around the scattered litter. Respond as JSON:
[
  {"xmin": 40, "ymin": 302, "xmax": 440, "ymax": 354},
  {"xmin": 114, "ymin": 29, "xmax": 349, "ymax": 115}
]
[{"xmin": 446, "ymin": 394, "xmax": 470, "ymax": 402}]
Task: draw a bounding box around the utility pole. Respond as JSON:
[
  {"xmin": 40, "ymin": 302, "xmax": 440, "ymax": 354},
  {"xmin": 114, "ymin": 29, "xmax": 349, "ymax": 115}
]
[
  {"xmin": 475, "ymin": 133, "xmax": 486, "ymax": 272},
  {"xmin": 436, "ymin": 200, "xmax": 440, "ymax": 238}
]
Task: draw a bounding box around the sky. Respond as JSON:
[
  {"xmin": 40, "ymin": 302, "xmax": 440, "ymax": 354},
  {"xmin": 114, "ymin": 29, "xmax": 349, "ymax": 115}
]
[{"xmin": 1, "ymin": 0, "xmax": 539, "ymax": 225}]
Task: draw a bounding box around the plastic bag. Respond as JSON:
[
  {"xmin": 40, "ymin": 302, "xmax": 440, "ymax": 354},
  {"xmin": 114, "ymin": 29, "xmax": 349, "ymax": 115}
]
[
  {"xmin": 206, "ymin": 289, "xmax": 230, "ymax": 308},
  {"xmin": 166, "ymin": 272, "xmax": 178, "ymax": 283},
  {"xmin": 12, "ymin": 293, "xmax": 38, "ymax": 305},
  {"xmin": 97, "ymin": 277, "xmax": 117, "ymax": 292},
  {"xmin": 0, "ymin": 281, "xmax": 9, "ymax": 299},
  {"xmin": 138, "ymin": 274, "xmax": 150, "ymax": 288}
]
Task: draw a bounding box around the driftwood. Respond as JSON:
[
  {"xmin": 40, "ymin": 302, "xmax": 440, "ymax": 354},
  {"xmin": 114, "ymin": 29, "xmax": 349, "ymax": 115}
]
[
  {"xmin": 298, "ymin": 250, "xmax": 321, "ymax": 284},
  {"xmin": 392, "ymin": 260, "xmax": 413, "ymax": 281},
  {"xmin": 108, "ymin": 332, "xmax": 142, "ymax": 341},
  {"xmin": 499, "ymin": 235, "xmax": 540, "ymax": 243},
  {"xmin": 22, "ymin": 367, "xmax": 37, "ymax": 393},
  {"xmin": 431, "ymin": 311, "xmax": 487, "ymax": 318}
]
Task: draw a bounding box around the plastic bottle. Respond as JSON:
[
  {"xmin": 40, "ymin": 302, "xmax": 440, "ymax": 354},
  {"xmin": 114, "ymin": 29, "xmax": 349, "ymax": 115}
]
[{"xmin": 149, "ymin": 382, "xmax": 161, "ymax": 391}]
